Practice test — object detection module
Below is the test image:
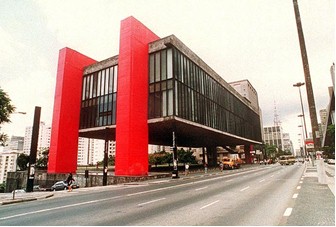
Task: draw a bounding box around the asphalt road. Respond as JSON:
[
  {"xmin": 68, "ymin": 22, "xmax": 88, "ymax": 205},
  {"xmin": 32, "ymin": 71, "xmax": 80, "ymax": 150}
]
[{"xmin": 0, "ymin": 164, "xmax": 307, "ymax": 225}]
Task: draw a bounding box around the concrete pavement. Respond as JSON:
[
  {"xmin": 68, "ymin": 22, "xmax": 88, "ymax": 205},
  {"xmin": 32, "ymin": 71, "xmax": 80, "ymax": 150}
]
[
  {"xmin": 1, "ymin": 161, "xmax": 334, "ymax": 210},
  {"xmin": 285, "ymin": 160, "xmax": 335, "ymax": 226}
]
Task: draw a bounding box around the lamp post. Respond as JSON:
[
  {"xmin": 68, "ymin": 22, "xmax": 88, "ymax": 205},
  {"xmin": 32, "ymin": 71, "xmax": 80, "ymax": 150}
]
[
  {"xmin": 103, "ymin": 127, "xmax": 108, "ymax": 186},
  {"xmin": 293, "ymin": 83, "xmax": 308, "ymax": 139},
  {"xmin": 298, "ymin": 114, "xmax": 307, "ymax": 157}
]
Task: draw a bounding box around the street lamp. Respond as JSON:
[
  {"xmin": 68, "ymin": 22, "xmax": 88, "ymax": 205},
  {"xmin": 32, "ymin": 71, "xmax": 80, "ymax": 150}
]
[{"xmin": 293, "ymin": 83, "xmax": 308, "ymax": 139}]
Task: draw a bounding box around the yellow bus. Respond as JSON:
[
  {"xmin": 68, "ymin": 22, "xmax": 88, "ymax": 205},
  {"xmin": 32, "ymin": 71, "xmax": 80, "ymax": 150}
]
[{"xmin": 279, "ymin": 155, "xmax": 295, "ymax": 165}]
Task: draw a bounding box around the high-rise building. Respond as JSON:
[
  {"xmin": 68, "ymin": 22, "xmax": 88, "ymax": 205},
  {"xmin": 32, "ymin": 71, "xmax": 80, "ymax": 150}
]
[
  {"xmin": 77, "ymin": 138, "xmax": 115, "ymax": 166},
  {"xmin": 263, "ymin": 126, "xmax": 284, "ymax": 151},
  {"xmin": 229, "ymin": 79, "xmax": 259, "ymax": 113},
  {"xmin": 23, "ymin": 121, "xmax": 51, "ymax": 158},
  {"xmin": 0, "ymin": 151, "xmax": 19, "ymax": 183}
]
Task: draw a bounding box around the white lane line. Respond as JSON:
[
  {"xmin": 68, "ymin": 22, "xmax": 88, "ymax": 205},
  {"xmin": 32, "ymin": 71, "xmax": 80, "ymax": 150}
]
[
  {"xmin": 0, "ymin": 196, "xmax": 123, "ymax": 221},
  {"xmin": 292, "ymin": 193, "xmax": 298, "ymax": 199},
  {"xmin": 297, "ymin": 186, "xmax": 301, "ymax": 190},
  {"xmin": 283, "ymin": 208, "xmax": 293, "ymax": 216},
  {"xmin": 259, "ymin": 179, "xmax": 265, "ymax": 183},
  {"xmin": 299, "ymin": 181, "xmax": 303, "ymax": 184},
  {"xmin": 137, "ymin": 198, "xmax": 166, "ymax": 206},
  {"xmin": 0, "ymin": 167, "xmax": 272, "ymax": 221},
  {"xmin": 195, "ymin": 186, "xmax": 208, "ymax": 191},
  {"xmin": 200, "ymin": 200, "xmax": 220, "ymax": 210},
  {"xmin": 240, "ymin": 186, "xmax": 250, "ymax": 192}
]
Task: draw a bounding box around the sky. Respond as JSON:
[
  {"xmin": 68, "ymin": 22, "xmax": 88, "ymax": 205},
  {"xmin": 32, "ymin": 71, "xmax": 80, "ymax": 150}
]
[{"xmin": 0, "ymin": 0, "xmax": 335, "ymax": 151}]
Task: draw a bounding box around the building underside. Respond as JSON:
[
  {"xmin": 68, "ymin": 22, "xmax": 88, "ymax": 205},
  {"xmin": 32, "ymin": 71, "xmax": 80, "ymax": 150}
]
[{"xmin": 79, "ymin": 116, "xmax": 260, "ymax": 148}]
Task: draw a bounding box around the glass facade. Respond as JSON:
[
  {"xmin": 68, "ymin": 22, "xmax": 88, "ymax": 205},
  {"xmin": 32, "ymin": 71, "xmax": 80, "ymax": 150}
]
[
  {"xmin": 80, "ymin": 65, "xmax": 118, "ymax": 129},
  {"xmin": 80, "ymin": 46, "xmax": 261, "ymax": 142},
  {"xmin": 149, "ymin": 47, "xmax": 261, "ymax": 141}
]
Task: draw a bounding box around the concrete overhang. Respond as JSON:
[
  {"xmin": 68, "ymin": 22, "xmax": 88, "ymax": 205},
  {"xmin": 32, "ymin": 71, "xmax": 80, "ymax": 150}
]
[{"xmin": 79, "ymin": 116, "xmax": 262, "ymax": 147}]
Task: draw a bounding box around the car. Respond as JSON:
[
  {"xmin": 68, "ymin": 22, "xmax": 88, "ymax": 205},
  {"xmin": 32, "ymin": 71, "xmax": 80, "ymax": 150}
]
[
  {"xmin": 12, "ymin": 189, "xmax": 26, "ymax": 194},
  {"xmin": 50, "ymin": 181, "xmax": 80, "ymax": 191},
  {"xmin": 50, "ymin": 181, "xmax": 68, "ymax": 191},
  {"xmin": 327, "ymin": 159, "xmax": 335, "ymax": 165}
]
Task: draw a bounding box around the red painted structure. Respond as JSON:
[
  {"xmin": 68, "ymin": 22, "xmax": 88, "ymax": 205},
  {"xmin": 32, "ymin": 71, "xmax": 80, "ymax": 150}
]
[
  {"xmin": 115, "ymin": 17, "xmax": 159, "ymax": 176},
  {"xmin": 48, "ymin": 17, "xmax": 159, "ymax": 175},
  {"xmin": 48, "ymin": 48, "xmax": 96, "ymax": 173}
]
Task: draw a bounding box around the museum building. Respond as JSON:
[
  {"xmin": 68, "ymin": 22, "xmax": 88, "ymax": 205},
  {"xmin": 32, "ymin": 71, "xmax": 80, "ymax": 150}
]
[{"xmin": 48, "ymin": 16, "xmax": 262, "ymax": 176}]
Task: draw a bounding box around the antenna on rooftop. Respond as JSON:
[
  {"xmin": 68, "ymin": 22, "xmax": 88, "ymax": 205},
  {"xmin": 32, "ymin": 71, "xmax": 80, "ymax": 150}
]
[{"xmin": 274, "ymin": 101, "xmax": 281, "ymax": 126}]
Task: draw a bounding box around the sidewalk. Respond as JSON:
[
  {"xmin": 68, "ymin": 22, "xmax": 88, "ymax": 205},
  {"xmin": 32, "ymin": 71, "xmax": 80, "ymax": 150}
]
[
  {"xmin": 285, "ymin": 161, "xmax": 335, "ymax": 226},
  {"xmin": 0, "ymin": 191, "xmax": 54, "ymax": 205}
]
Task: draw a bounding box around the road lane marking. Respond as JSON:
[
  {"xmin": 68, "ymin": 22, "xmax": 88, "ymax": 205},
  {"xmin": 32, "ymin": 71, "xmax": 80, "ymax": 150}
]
[
  {"xmin": 200, "ymin": 200, "xmax": 220, "ymax": 210},
  {"xmin": 299, "ymin": 181, "xmax": 303, "ymax": 184},
  {"xmin": 0, "ymin": 196, "xmax": 123, "ymax": 221},
  {"xmin": 297, "ymin": 186, "xmax": 301, "ymax": 190},
  {"xmin": 240, "ymin": 186, "xmax": 250, "ymax": 192},
  {"xmin": 292, "ymin": 193, "xmax": 298, "ymax": 199},
  {"xmin": 137, "ymin": 198, "xmax": 166, "ymax": 206},
  {"xmin": 0, "ymin": 166, "xmax": 279, "ymax": 221},
  {"xmin": 195, "ymin": 186, "xmax": 208, "ymax": 191},
  {"xmin": 225, "ymin": 179, "xmax": 233, "ymax": 182},
  {"xmin": 283, "ymin": 208, "xmax": 293, "ymax": 216},
  {"xmin": 259, "ymin": 179, "xmax": 265, "ymax": 182}
]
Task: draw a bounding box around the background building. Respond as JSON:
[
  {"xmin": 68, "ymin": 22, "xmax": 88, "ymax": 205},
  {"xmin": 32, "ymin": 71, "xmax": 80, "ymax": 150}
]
[
  {"xmin": 0, "ymin": 151, "xmax": 19, "ymax": 183},
  {"xmin": 23, "ymin": 121, "xmax": 51, "ymax": 158},
  {"xmin": 77, "ymin": 138, "xmax": 115, "ymax": 166}
]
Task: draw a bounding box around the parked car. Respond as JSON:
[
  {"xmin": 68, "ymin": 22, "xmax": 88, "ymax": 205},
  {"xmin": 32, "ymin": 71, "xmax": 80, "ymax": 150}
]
[
  {"xmin": 51, "ymin": 181, "xmax": 68, "ymax": 191},
  {"xmin": 327, "ymin": 159, "xmax": 335, "ymax": 165},
  {"xmin": 12, "ymin": 189, "xmax": 26, "ymax": 194},
  {"xmin": 50, "ymin": 181, "xmax": 80, "ymax": 191}
]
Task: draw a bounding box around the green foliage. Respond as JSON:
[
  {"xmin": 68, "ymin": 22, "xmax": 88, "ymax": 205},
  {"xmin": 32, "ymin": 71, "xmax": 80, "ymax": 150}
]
[
  {"xmin": 17, "ymin": 153, "xmax": 29, "ymax": 171},
  {"xmin": 108, "ymin": 155, "xmax": 115, "ymax": 166},
  {"xmin": 177, "ymin": 148, "xmax": 197, "ymax": 164},
  {"xmin": 148, "ymin": 149, "xmax": 197, "ymax": 166},
  {"xmin": 0, "ymin": 87, "xmax": 16, "ymax": 124},
  {"xmin": 0, "ymin": 133, "xmax": 9, "ymax": 146},
  {"xmin": 0, "ymin": 87, "xmax": 16, "ymax": 146},
  {"xmin": 36, "ymin": 148, "xmax": 49, "ymax": 169},
  {"xmin": 0, "ymin": 182, "xmax": 6, "ymax": 193}
]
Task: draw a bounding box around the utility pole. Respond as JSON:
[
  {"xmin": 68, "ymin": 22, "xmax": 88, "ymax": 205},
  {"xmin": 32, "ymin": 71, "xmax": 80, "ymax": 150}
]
[
  {"xmin": 26, "ymin": 106, "xmax": 41, "ymax": 192},
  {"xmin": 292, "ymin": 0, "xmax": 320, "ymax": 150}
]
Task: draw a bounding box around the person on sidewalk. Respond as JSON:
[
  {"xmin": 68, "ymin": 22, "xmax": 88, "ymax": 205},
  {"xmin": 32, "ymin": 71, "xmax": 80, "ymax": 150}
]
[
  {"xmin": 185, "ymin": 163, "xmax": 190, "ymax": 176},
  {"xmin": 66, "ymin": 173, "xmax": 75, "ymax": 192}
]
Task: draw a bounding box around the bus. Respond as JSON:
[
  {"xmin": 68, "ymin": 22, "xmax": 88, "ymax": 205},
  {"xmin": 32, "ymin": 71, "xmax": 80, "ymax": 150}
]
[{"xmin": 279, "ymin": 155, "xmax": 296, "ymax": 165}]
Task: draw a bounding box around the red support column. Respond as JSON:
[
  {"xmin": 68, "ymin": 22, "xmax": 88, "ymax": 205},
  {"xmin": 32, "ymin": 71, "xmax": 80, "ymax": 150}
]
[
  {"xmin": 115, "ymin": 16, "xmax": 159, "ymax": 176},
  {"xmin": 48, "ymin": 48, "xmax": 96, "ymax": 173}
]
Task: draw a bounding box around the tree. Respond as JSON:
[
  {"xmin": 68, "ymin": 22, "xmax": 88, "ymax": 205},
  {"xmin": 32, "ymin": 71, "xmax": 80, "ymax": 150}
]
[
  {"xmin": 265, "ymin": 144, "xmax": 277, "ymax": 158},
  {"xmin": 36, "ymin": 149, "xmax": 49, "ymax": 169},
  {"xmin": 17, "ymin": 153, "xmax": 29, "ymax": 171},
  {"xmin": 0, "ymin": 87, "xmax": 16, "ymax": 146},
  {"xmin": 177, "ymin": 148, "xmax": 197, "ymax": 164},
  {"xmin": 0, "ymin": 133, "xmax": 9, "ymax": 147},
  {"xmin": 0, "ymin": 87, "xmax": 16, "ymax": 124}
]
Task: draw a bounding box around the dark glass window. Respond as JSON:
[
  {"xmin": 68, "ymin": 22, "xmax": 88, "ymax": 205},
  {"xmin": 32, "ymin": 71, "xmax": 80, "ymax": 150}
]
[
  {"xmin": 80, "ymin": 65, "xmax": 118, "ymax": 129},
  {"xmin": 148, "ymin": 47, "xmax": 261, "ymax": 142}
]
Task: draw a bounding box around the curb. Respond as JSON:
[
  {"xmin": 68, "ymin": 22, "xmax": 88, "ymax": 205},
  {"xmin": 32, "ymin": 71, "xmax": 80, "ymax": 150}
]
[{"xmin": 0, "ymin": 193, "xmax": 54, "ymax": 206}]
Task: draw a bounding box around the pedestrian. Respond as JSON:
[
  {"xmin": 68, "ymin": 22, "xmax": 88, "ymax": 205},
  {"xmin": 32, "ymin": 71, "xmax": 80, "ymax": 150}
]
[
  {"xmin": 66, "ymin": 173, "xmax": 75, "ymax": 192},
  {"xmin": 204, "ymin": 162, "xmax": 208, "ymax": 173},
  {"xmin": 220, "ymin": 162, "xmax": 223, "ymax": 172},
  {"xmin": 185, "ymin": 163, "xmax": 189, "ymax": 176}
]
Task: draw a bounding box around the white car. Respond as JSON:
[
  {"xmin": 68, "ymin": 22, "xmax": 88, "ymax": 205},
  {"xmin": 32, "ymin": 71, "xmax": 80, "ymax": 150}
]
[{"xmin": 327, "ymin": 159, "xmax": 335, "ymax": 165}]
